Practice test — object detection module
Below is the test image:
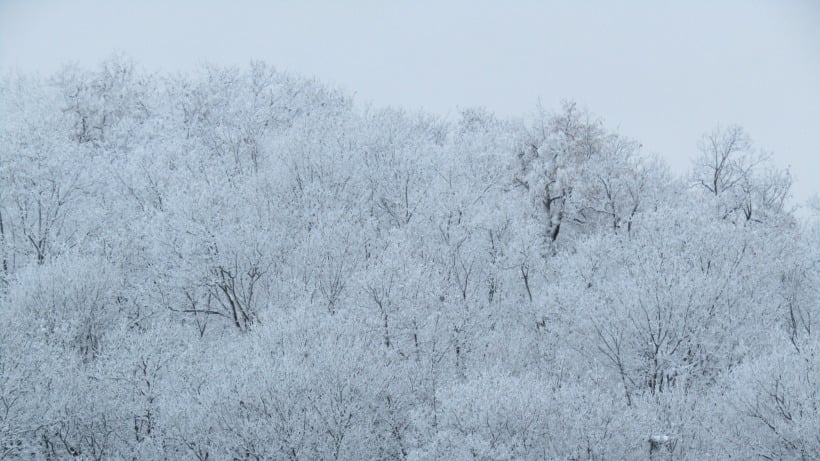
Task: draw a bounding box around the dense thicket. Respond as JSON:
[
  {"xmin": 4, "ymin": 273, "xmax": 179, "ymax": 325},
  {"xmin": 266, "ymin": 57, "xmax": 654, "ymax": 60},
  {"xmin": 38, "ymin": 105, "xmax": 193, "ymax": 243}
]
[{"xmin": 1, "ymin": 58, "xmax": 817, "ymax": 460}]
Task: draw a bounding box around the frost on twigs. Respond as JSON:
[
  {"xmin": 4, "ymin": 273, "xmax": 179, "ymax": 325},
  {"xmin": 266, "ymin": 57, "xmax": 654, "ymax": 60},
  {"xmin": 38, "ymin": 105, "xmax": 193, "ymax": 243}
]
[{"xmin": 0, "ymin": 58, "xmax": 816, "ymax": 460}]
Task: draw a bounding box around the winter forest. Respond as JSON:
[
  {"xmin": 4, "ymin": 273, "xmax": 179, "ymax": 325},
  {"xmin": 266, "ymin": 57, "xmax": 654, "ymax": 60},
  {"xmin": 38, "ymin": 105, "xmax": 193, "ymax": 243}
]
[{"xmin": 1, "ymin": 57, "xmax": 818, "ymax": 460}]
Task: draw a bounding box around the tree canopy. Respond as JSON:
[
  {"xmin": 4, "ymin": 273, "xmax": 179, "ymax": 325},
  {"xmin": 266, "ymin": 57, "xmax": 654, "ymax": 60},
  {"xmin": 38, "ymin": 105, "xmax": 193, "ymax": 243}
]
[{"xmin": 1, "ymin": 58, "xmax": 817, "ymax": 460}]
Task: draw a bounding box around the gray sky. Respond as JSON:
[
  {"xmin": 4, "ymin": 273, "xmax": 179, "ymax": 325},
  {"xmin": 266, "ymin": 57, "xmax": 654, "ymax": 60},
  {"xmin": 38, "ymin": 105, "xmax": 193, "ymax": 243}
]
[{"xmin": 2, "ymin": 0, "xmax": 818, "ymax": 203}]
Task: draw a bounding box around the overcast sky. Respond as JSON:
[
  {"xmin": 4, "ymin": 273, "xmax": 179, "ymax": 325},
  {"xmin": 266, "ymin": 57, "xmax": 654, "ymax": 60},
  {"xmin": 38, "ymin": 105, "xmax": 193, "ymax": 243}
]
[{"xmin": 2, "ymin": 0, "xmax": 818, "ymax": 204}]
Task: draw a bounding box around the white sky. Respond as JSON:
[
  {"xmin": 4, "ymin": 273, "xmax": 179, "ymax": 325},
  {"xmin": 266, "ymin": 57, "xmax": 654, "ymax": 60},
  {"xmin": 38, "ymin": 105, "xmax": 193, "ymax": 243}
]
[{"xmin": 1, "ymin": 0, "xmax": 818, "ymax": 203}]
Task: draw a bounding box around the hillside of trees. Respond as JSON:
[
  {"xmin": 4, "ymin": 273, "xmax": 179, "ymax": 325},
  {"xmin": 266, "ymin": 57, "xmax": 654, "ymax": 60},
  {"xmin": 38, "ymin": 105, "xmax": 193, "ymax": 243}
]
[{"xmin": 1, "ymin": 57, "xmax": 818, "ymax": 460}]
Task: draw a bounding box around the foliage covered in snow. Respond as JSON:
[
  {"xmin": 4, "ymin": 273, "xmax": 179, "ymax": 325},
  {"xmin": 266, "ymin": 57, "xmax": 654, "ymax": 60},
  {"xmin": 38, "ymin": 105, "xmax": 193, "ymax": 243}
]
[{"xmin": 1, "ymin": 57, "xmax": 816, "ymax": 460}]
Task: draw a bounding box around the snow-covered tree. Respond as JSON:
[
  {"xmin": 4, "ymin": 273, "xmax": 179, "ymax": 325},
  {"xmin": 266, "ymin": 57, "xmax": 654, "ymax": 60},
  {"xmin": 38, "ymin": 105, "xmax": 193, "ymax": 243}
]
[{"xmin": 1, "ymin": 59, "xmax": 816, "ymax": 460}]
